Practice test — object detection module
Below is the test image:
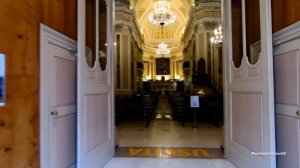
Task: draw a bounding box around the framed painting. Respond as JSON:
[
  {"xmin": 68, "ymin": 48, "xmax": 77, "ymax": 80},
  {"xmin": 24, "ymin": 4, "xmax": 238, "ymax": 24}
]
[{"xmin": 156, "ymin": 58, "xmax": 170, "ymax": 75}]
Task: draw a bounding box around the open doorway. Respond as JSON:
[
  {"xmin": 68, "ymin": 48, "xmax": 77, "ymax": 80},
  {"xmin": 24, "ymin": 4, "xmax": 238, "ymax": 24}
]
[
  {"xmin": 113, "ymin": 0, "xmax": 224, "ymax": 159},
  {"xmin": 39, "ymin": 0, "xmax": 277, "ymax": 167}
]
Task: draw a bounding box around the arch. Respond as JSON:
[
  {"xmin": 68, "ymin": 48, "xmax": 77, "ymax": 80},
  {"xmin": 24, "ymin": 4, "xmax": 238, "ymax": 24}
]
[{"xmin": 197, "ymin": 58, "xmax": 206, "ymax": 74}]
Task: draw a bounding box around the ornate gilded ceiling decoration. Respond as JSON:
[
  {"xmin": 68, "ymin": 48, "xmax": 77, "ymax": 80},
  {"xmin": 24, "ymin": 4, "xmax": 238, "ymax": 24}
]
[
  {"xmin": 130, "ymin": 0, "xmax": 191, "ymax": 57},
  {"xmin": 127, "ymin": 0, "xmax": 221, "ymax": 57}
]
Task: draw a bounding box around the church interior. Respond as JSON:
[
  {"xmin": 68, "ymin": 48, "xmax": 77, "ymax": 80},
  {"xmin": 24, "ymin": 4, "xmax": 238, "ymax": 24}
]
[
  {"xmin": 2, "ymin": 0, "xmax": 300, "ymax": 167},
  {"xmin": 109, "ymin": 0, "xmax": 224, "ymax": 154}
]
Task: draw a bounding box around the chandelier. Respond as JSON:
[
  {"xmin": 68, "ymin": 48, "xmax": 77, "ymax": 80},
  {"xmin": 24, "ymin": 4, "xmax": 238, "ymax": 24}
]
[
  {"xmin": 210, "ymin": 25, "xmax": 223, "ymax": 44},
  {"xmin": 156, "ymin": 42, "xmax": 170, "ymax": 55},
  {"xmin": 148, "ymin": 0, "xmax": 176, "ymax": 26}
]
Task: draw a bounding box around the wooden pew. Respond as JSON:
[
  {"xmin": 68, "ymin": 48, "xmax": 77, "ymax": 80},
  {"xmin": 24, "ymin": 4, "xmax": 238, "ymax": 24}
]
[
  {"xmin": 115, "ymin": 94, "xmax": 158, "ymax": 127},
  {"xmin": 169, "ymin": 95, "xmax": 189, "ymax": 126}
]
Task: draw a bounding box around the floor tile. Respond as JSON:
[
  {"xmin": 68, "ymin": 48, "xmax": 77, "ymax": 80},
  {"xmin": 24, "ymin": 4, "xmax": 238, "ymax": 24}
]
[{"xmin": 104, "ymin": 158, "xmax": 237, "ymax": 168}]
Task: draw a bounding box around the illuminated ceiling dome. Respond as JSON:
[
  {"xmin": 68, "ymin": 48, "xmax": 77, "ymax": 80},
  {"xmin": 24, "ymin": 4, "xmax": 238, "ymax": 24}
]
[{"xmin": 131, "ymin": 0, "xmax": 192, "ymax": 57}]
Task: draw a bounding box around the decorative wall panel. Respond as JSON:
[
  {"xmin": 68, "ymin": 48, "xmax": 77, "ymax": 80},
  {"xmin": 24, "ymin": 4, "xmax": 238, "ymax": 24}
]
[
  {"xmin": 274, "ymin": 50, "xmax": 299, "ymax": 106},
  {"xmin": 55, "ymin": 57, "xmax": 76, "ymax": 106},
  {"xmin": 55, "ymin": 114, "xmax": 76, "ymax": 168},
  {"xmin": 86, "ymin": 94, "xmax": 109, "ymax": 152},
  {"xmin": 232, "ymin": 92, "xmax": 263, "ymax": 152}
]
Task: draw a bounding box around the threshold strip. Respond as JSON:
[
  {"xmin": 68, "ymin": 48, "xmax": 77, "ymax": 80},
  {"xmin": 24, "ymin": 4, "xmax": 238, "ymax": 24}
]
[{"xmin": 115, "ymin": 147, "xmax": 224, "ymax": 159}]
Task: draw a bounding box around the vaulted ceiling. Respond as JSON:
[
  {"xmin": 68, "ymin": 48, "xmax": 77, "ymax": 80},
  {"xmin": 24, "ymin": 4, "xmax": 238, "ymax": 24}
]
[{"xmin": 130, "ymin": 0, "xmax": 194, "ymax": 57}]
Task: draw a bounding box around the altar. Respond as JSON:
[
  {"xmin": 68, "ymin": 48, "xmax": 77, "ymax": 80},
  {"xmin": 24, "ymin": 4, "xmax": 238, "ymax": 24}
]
[
  {"xmin": 150, "ymin": 82, "xmax": 176, "ymax": 92},
  {"xmin": 149, "ymin": 80, "xmax": 177, "ymax": 92}
]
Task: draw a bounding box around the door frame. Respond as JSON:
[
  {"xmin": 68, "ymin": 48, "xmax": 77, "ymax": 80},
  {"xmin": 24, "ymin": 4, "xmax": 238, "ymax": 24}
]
[{"xmin": 39, "ymin": 24, "xmax": 77, "ymax": 168}]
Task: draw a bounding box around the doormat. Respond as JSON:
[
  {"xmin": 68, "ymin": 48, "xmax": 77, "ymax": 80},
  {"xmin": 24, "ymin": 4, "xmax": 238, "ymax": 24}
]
[{"xmin": 115, "ymin": 147, "xmax": 224, "ymax": 159}]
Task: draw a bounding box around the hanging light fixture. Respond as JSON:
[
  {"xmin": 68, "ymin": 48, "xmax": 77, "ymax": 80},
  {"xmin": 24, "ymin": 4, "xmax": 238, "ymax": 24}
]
[
  {"xmin": 154, "ymin": 0, "xmax": 170, "ymax": 13},
  {"xmin": 210, "ymin": 25, "xmax": 223, "ymax": 44},
  {"xmin": 156, "ymin": 42, "xmax": 170, "ymax": 55},
  {"xmin": 148, "ymin": 0, "xmax": 176, "ymax": 26}
]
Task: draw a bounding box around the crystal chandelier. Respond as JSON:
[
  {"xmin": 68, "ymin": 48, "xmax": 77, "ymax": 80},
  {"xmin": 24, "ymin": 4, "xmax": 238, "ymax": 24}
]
[
  {"xmin": 148, "ymin": 0, "xmax": 176, "ymax": 26},
  {"xmin": 154, "ymin": 0, "xmax": 170, "ymax": 13},
  {"xmin": 156, "ymin": 42, "xmax": 170, "ymax": 55},
  {"xmin": 210, "ymin": 25, "xmax": 223, "ymax": 44}
]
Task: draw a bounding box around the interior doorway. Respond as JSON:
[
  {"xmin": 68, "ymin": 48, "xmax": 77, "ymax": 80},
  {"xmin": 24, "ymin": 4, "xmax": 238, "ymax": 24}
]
[
  {"xmin": 39, "ymin": 0, "xmax": 277, "ymax": 167},
  {"xmin": 113, "ymin": 0, "xmax": 224, "ymax": 159}
]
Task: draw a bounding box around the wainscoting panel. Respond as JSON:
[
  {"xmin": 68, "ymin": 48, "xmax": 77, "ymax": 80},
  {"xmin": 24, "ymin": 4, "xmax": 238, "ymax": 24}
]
[
  {"xmin": 274, "ymin": 49, "xmax": 299, "ymax": 106},
  {"xmin": 275, "ymin": 114, "xmax": 300, "ymax": 168},
  {"xmin": 86, "ymin": 94, "xmax": 109, "ymax": 153},
  {"xmin": 54, "ymin": 57, "xmax": 76, "ymax": 106},
  {"xmin": 231, "ymin": 92, "xmax": 263, "ymax": 152},
  {"xmin": 54, "ymin": 114, "xmax": 77, "ymax": 168},
  {"xmin": 273, "ymin": 21, "xmax": 300, "ymax": 168}
]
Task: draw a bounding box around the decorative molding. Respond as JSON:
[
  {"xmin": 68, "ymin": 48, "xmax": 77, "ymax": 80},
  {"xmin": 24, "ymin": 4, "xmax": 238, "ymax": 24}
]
[
  {"xmin": 194, "ymin": 25, "xmax": 199, "ymax": 33},
  {"xmin": 115, "ymin": 23, "xmax": 124, "ymax": 32},
  {"xmin": 115, "ymin": 0, "xmax": 130, "ymax": 7},
  {"xmin": 115, "ymin": 6, "xmax": 144, "ymax": 48},
  {"xmin": 115, "ymin": 23, "xmax": 132, "ymax": 34},
  {"xmin": 273, "ymin": 21, "xmax": 300, "ymax": 47},
  {"xmin": 250, "ymin": 41, "xmax": 261, "ymax": 64},
  {"xmin": 203, "ymin": 21, "xmax": 218, "ymax": 31},
  {"xmin": 227, "ymin": 16, "xmax": 300, "ymax": 67},
  {"xmin": 123, "ymin": 25, "xmax": 132, "ymax": 34},
  {"xmin": 195, "ymin": 0, "xmax": 221, "ymax": 4},
  {"xmin": 190, "ymin": 3, "xmax": 221, "ymax": 15},
  {"xmin": 115, "ymin": 6, "xmax": 135, "ymax": 16},
  {"xmin": 182, "ymin": 2, "xmax": 221, "ymax": 47}
]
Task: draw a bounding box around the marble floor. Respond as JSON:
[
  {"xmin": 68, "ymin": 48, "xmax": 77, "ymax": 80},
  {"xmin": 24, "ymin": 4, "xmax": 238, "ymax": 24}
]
[
  {"xmin": 116, "ymin": 96, "xmax": 223, "ymax": 148},
  {"xmin": 116, "ymin": 120, "xmax": 223, "ymax": 148},
  {"xmin": 104, "ymin": 158, "xmax": 237, "ymax": 168},
  {"xmin": 110, "ymin": 96, "xmax": 235, "ymax": 168}
]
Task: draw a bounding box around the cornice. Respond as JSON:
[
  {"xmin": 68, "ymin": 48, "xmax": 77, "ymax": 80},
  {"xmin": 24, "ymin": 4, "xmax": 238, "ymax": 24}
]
[
  {"xmin": 190, "ymin": 2, "xmax": 221, "ymax": 15},
  {"xmin": 115, "ymin": 7, "xmax": 144, "ymax": 49},
  {"xmin": 182, "ymin": 2, "xmax": 221, "ymax": 48},
  {"xmin": 115, "ymin": 6, "xmax": 135, "ymax": 16},
  {"xmin": 273, "ymin": 21, "xmax": 300, "ymax": 47}
]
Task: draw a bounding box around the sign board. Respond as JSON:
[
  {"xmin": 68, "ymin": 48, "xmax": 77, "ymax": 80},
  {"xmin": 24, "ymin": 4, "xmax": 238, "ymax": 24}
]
[
  {"xmin": 0, "ymin": 54, "xmax": 5, "ymax": 106},
  {"xmin": 190, "ymin": 95, "xmax": 199, "ymax": 108}
]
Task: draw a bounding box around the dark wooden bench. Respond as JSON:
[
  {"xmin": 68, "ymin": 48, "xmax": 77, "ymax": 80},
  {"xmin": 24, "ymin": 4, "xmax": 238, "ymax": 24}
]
[
  {"xmin": 115, "ymin": 94, "xmax": 158, "ymax": 127},
  {"xmin": 169, "ymin": 95, "xmax": 190, "ymax": 126},
  {"xmin": 169, "ymin": 93, "xmax": 222, "ymax": 127}
]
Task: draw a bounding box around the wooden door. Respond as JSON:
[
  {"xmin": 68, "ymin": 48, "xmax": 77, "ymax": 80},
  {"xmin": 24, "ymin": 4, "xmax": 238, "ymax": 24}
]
[
  {"xmin": 40, "ymin": 25, "xmax": 77, "ymax": 168},
  {"xmin": 77, "ymin": 0, "xmax": 115, "ymax": 167},
  {"xmin": 223, "ymin": 0, "xmax": 276, "ymax": 167},
  {"xmin": 273, "ymin": 26, "xmax": 300, "ymax": 167}
]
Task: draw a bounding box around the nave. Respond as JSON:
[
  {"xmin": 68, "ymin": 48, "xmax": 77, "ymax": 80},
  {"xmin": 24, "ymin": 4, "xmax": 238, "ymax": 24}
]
[
  {"xmin": 115, "ymin": 90, "xmax": 224, "ymax": 158},
  {"xmin": 109, "ymin": 93, "xmax": 237, "ymax": 168}
]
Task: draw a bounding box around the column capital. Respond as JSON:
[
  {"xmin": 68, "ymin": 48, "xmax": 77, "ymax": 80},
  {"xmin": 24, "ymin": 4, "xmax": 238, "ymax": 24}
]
[
  {"xmin": 203, "ymin": 21, "xmax": 219, "ymax": 31},
  {"xmin": 115, "ymin": 23, "xmax": 132, "ymax": 34},
  {"xmin": 194, "ymin": 23, "xmax": 206, "ymax": 35}
]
